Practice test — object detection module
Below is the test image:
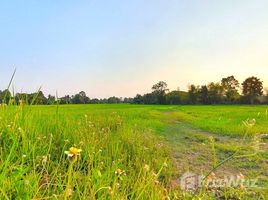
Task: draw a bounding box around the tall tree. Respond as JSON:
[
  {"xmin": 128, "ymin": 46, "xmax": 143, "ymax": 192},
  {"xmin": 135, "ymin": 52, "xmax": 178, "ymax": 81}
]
[
  {"xmin": 199, "ymin": 85, "xmax": 210, "ymax": 104},
  {"xmin": 151, "ymin": 81, "xmax": 169, "ymax": 104},
  {"xmin": 188, "ymin": 84, "xmax": 199, "ymax": 104},
  {"xmin": 221, "ymin": 76, "xmax": 240, "ymax": 103},
  {"xmin": 133, "ymin": 94, "xmax": 143, "ymax": 104},
  {"xmin": 242, "ymin": 76, "xmax": 263, "ymax": 104},
  {"xmin": 1, "ymin": 89, "xmax": 11, "ymax": 104},
  {"xmin": 72, "ymin": 91, "xmax": 89, "ymax": 104},
  {"xmin": 79, "ymin": 91, "xmax": 89, "ymax": 104},
  {"xmin": 207, "ymin": 82, "xmax": 224, "ymax": 104}
]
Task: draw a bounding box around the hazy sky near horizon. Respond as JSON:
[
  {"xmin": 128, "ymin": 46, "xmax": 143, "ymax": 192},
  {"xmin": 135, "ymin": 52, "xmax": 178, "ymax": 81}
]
[{"xmin": 0, "ymin": 0, "xmax": 268, "ymax": 98}]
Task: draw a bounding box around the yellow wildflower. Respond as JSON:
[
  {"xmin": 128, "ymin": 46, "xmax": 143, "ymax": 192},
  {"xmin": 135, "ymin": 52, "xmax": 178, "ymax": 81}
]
[
  {"xmin": 65, "ymin": 147, "xmax": 82, "ymax": 159},
  {"xmin": 115, "ymin": 168, "xmax": 125, "ymax": 177},
  {"xmin": 115, "ymin": 169, "xmax": 122, "ymax": 176}
]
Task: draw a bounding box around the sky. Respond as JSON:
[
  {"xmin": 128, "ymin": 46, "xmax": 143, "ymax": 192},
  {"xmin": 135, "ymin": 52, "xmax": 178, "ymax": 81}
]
[{"xmin": 0, "ymin": 0, "xmax": 268, "ymax": 98}]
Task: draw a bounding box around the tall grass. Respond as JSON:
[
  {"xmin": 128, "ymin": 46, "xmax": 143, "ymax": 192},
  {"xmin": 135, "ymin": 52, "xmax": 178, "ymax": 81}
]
[
  {"xmin": 0, "ymin": 85, "xmax": 267, "ymax": 199},
  {"xmin": 0, "ymin": 104, "xmax": 174, "ymax": 199}
]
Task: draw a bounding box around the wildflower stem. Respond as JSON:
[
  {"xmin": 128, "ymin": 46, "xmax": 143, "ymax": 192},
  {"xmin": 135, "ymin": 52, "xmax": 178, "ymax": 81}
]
[
  {"xmin": 64, "ymin": 161, "xmax": 74, "ymax": 200},
  {"xmin": 0, "ymin": 187, "xmax": 9, "ymax": 200}
]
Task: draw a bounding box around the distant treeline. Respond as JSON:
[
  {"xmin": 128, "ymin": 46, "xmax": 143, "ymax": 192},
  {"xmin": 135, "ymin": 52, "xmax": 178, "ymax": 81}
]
[{"xmin": 0, "ymin": 76, "xmax": 267, "ymax": 105}]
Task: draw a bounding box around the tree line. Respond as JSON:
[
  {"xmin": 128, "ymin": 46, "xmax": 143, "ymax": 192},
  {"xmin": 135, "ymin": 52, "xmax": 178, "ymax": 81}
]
[
  {"xmin": 0, "ymin": 76, "xmax": 267, "ymax": 105},
  {"xmin": 133, "ymin": 76, "xmax": 267, "ymax": 105},
  {"xmin": 0, "ymin": 90, "xmax": 133, "ymax": 105}
]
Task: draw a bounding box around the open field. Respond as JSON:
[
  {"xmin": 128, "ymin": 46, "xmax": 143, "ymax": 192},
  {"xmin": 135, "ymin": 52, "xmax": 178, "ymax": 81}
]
[{"xmin": 0, "ymin": 104, "xmax": 267, "ymax": 199}]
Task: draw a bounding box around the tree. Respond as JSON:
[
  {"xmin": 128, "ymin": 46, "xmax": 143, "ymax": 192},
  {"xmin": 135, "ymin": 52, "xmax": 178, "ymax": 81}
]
[
  {"xmin": 71, "ymin": 94, "xmax": 81, "ymax": 104},
  {"xmin": 71, "ymin": 91, "xmax": 89, "ymax": 104},
  {"xmin": 221, "ymin": 76, "xmax": 240, "ymax": 103},
  {"xmin": 47, "ymin": 95, "xmax": 56, "ymax": 104},
  {"xmin": 152, "ymin": 81, "xmax": 168, "ymax": 104},
  {"xmin": 60, "ymin": 95, "xmax": 71, "ymax": 104},
  {"xmin": 79, "ymin": 91, "xmax": 89, "ymax": 104},
  {"xmin": 0, "ymin": 89, "xmax": 11, "ymax": 104},
  {"xmin": 36, "ymin": 91, "xmax": 48, "ymax": 104},
  {"xmin": 133, "ymin": 94, "xmax": 143, "ymax": 104},
  {"xmin": 188, "ymin": 84, "xmax": 199, "ymax": 104},
  {"xmin": 143, "ymin": 93, "xmax": 158, "ymax": 104},
  {"xmin": 29, "ymin": 91, "xmax": 47, "ymax": 105},
  {"xmin": 89, "ymin": 98, "xmax": 100, "ymax": 104},
  {"xmin": 152, "ymin": 81, "xmax": 168, "ymax": 93},
  {"xmin": 123, "ymin": 97, "xmax": 133, "ymax": 104},
  {"xmin": 166, "ymin": 91, "xmax": 181, "ymax": 105},
  {"xmin": 108, "ymin": 96, "xmax": 121, "ymax": 104},
  {"xmin": 242, "ymin": 76, "xmax": 263, "ymax": 104},
  {"xmin": 207, "ymin": 82, "xmax": 224, "ymax": 104},
  {"xmin": 199, "ymin": 85, "xmax": 210, "ymax": 104}
]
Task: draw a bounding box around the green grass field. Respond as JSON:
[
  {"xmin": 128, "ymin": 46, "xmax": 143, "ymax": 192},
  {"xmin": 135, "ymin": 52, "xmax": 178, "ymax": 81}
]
[{"xmin": 0, "ymin": 104, "xmax": 267, "ymax": 199}]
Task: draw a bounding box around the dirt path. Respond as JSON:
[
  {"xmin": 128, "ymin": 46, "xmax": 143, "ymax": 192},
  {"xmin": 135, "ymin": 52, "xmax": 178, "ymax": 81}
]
[
  {"xmin": 163, "ymin": 120, "xmax": 240, "ymax": 175},
  {"xmin": 162, "ymin": 112, "xmax": 268, "ymax": 182}
]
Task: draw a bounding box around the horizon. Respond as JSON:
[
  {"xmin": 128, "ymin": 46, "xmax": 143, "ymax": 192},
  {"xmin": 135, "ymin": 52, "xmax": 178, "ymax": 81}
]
[
  {"xmin": 1, "ymin": 1, "xmax": 268, "ymax": 98},
  {"xmin": 1, "ymin": 70, "xmax": 267, "ymax": 99}
]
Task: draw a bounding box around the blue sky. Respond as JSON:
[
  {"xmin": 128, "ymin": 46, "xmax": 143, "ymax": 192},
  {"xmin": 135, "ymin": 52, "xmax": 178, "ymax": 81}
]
[{"xmin": 0, "ymin": 1, "xmax": 268, "ymax": 98}]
